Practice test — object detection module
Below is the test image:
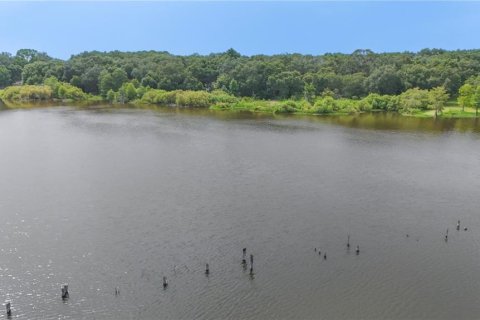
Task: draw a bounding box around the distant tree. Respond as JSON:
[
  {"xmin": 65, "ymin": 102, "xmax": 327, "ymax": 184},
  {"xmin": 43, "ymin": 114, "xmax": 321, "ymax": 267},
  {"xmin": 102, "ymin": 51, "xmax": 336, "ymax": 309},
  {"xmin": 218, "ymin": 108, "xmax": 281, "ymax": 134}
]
[
  {"xmin": 80, "ymin": 66, "xmax": 103, "ymax": 94},
  {"xmin": 106, "ymin": 89, "xmax": 116, "ymax": 103},
  {"xmin": 98, "ymin": 70, "xmax": 115, "ymax": 97},
  {"xmin": 266, "ymin": 71, "xmax": 304, "ymax": 99},
  {"xmin": 341, "ymin": 72, "xmax": 366, "ymax": 98},
  {"xmin": 473, "ymin": 86, "xmax": 480, "ymax": 117},
  {"xmin": 428, "ymin": 86, "xmax": 449, "ymax": 118},
  {"xmin": 228, "ymin": 79, "xmax": 239, "ymax": 96},
  {"xmin": 70, "ymin": 75, "xmax": 82, "ymax": 88},
  {"xmin": 366, "ymin": 65, "xmax": 403, "ymax": 95},
  {"xmin": 399, "ymin": 88, "xmax": 429, "ymax": 112},
  {"xmin": 124, "ymin": 82, "xmax": 137, "ymax": 101},
  {"xmin": 15, "ymin": 49, "xmax": 50, "ymax": 66},
  {"xmin": 111, "ymin": 68, "xmax": 128, "ymax": 91},
  {"xmin": 458, "ymin": 83, "xmax": 474, "ymax": 112},
  {"xmin": 303, "ymin": 82, "xmax": 316, "ymax": 104},
  {"xmin": 141, "ymin": 74, "xmax": 157, "ymax": 88},
  {"xmin": 0, "ymin": 66, "xmax": 11, "ymax": 88},
  {"xmin": 225, "ymin": 48, "xmax": 241, "ymax": 59}
]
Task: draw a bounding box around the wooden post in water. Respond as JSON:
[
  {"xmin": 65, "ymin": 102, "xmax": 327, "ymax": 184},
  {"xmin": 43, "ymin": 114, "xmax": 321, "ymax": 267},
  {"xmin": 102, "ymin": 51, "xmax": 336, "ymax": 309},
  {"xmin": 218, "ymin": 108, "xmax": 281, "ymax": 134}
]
[
  {"xmin": 205, "ymin": 263, "xmax": 210, "ymax": 275},
  {"xmin": 323, "ymin": 253, "xmax": 327, "ymax": 260},
  {"xmin": 61, "ymin": 284, "xmax": 69, "ymax": 300},
  {"xmin": 457, "ymin": 220, "xmax": 461, "ymax": 231},
  {"xmin": 5, "ymin": 301, "xmax": 11, "ymax": 317},
  {"xmin": 347, "ymin": 235, "xmax": 350, "ymax": 249},
  {"xmin": 163, "ymin": 276, "xmax": 168, "ymax": 289},
  {"xmin": 356, "ymin": 245, "xmax": 360, "ymax": 255},
  {"xmin": 242, "ymin": 248, "xmax": 247, "ymax": 264},
  {"xmin": 115, "ymin": 287, "xmax": 120, "ymax": 296},
  {"xmin": 445, "ymin": 228, "xmax": 449, "ymax": 241},
  {"xmin": 249, "ymin": 254, "xmax": 254, "ymax": 275}
]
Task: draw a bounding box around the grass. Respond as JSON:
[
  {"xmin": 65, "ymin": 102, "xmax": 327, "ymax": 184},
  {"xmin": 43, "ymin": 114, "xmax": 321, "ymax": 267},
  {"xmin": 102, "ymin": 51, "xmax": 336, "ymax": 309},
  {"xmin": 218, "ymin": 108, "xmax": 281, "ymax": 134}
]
[{"xmin": 407, "ymin": 106, "xmax": 479, "ymax": 118}]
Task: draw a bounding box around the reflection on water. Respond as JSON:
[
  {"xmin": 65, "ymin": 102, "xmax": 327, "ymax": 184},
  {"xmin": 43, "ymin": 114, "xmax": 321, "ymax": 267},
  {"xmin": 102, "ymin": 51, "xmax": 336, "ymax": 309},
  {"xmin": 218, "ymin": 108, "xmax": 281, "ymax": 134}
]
[{"xmin": 0, "ymin": 105, "xmax": 479, "ymax": 319}]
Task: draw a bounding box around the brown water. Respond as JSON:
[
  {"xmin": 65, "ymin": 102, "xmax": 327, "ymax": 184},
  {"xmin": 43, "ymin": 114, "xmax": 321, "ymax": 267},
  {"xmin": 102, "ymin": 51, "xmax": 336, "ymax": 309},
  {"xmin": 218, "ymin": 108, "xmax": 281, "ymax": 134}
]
[{"xmin": 0, "ymin": 106, "xmax": 479, "ymax": 319}]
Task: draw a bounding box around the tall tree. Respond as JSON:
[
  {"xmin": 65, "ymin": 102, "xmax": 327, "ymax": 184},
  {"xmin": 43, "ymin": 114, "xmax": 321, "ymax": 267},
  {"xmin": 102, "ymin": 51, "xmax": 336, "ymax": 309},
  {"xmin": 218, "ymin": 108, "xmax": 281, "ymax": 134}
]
[
  {"xmin": 473, "ymin": 86, "xmax": 480, "ymax": 117},
  {"xmin": 458, "ymin": 83, "xmax": 474, "ymax": 112},
  {"xmin": 428, "ymin": 86, "xmax": 449, "ymax": 118}
]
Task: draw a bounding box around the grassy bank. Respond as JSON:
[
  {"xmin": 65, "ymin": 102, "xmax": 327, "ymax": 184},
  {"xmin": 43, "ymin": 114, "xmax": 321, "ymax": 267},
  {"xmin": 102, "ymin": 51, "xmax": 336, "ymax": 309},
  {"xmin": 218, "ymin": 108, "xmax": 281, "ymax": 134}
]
[{"xmin": 407, "ymin": 106, "xmax": 479, "ymax": 118}]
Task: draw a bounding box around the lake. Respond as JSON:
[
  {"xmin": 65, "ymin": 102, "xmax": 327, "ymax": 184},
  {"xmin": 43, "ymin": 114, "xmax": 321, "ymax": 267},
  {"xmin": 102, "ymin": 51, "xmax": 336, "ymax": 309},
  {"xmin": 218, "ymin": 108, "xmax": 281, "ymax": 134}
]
[{"xmin": 0, "ymin": 106, "xmax": 479, "ymax": 319}]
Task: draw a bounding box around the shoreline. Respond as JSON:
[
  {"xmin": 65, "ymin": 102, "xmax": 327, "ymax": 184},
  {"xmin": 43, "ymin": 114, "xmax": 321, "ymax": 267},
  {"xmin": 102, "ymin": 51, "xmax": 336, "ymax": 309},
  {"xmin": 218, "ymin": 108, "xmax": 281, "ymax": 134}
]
[{"xmin": 1, "ymin": 98, "xmax": 479, "ymax": 120}]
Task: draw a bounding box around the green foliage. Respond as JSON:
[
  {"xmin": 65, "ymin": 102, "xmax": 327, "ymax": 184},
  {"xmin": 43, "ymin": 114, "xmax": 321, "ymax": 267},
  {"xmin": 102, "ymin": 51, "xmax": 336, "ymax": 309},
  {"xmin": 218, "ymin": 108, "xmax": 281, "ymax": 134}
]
[
  {"xmin": 473, "ymin": 86, "xmax": 480, "ymax": 117},
  {"xmin": 124, "ymin": 82, "xmax": 137, "ymax": 101},
  {"xmin": 458, "ymin": 83, "xmax": 474, "ymax": 111},
  {"xmin": 428, "ymin": 86, "xmax": 450, "ymax": 117},
  {"xmin": 359, "ymin": 93, "xmax": 396, "ymax": 111},
  {"xmin": 303, "ymin": 82, "xmax": 316, "ymax": 104},
  {"xmin": 44, "ymin": 76, "xmax": 86, "ymax": 100},
  {"xmin": 314, "ymin": 96, "xmax": 337, "ymax": 114},
  {"xmin": 138, "ymin": 88, "xmax": 236, "ymax": 108},
  {"xmin": 267, "ymin": 71, "xmax": 304, "ymax": 99},
  {"xmin": 1, "ymin": 85, "xmax": 52, "ymax": 101},
  {"xmin": 210, "ymin": 90, "xmax": 237, "ymax": 104},
  {"xmin": 98, "ymin": 70, "xmax": 114, "ymax": 97},
  {"xmin": 3, "ymin": 47, "xmax": 480, "ymax": 119},
  {"xmin": 365, "ymin": 65, "xmax": 403, "ymax": 95},
  {"xmin": 398, "ymin": 88, "xmax": 430, "ymax": 113},
  {"xmin": 175, "ymin": 91, "xmax": 212, "ymax": 107},
  {"xmin": 2, "ymin": 47, "xmax": 480, "ymax": 101},
  {"xmin": 0, "ymin": 65, "xmax": 11, "ymax": 88},
  {"xmin": 106, "ymin": 89, "xmax": 116, "ymax": 103},
  {"xmin": 140, "ymin": 89, "xmax": 177, "ymax": 105}
]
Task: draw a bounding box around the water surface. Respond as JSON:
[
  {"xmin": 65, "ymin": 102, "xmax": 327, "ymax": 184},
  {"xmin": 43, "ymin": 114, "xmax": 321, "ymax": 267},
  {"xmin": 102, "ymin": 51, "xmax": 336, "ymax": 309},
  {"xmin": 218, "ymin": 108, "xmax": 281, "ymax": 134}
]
[{"xmin": 0, "ymin": 106, "xmax": 479, "ymax": 319}]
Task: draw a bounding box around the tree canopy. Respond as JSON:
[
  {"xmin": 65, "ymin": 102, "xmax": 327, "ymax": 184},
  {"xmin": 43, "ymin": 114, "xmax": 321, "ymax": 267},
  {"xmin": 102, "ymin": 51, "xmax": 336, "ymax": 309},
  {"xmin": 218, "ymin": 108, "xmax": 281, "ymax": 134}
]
[{"xmin": 1, "ymin": 48, "xmax": 480, "ymax": 100}]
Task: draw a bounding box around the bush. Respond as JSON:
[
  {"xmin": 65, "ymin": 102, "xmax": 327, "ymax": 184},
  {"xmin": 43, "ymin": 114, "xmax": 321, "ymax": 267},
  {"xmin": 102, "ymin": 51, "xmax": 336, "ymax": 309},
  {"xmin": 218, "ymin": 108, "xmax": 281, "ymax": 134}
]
[
  {"xmin": 175, "ymin": 90, "xmax": 212, "ymax": 107},
  {"xmin": 0, "ymin": 85, "xmax": 52, "ymax": 101},
  {"xmin": 314, "ymin": 96, "xmax": 336, "ymax": 113},
  {"xmin": 44, "ymin": 76, "xmax": 86, "ymax": 100},
  {"xmin": 140, "ymin": 89, "xmax": 177, "ymax": 105},
  {"xmin": 210, "ymin": 90, "xmax": 237, "ymax": 104}
]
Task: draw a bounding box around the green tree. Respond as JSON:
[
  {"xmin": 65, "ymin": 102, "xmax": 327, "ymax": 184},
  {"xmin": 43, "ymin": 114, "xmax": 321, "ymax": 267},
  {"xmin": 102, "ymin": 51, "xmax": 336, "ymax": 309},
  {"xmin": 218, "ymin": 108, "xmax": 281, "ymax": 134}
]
[
  {"xmin": 303, "ymin": 82, "xmax": 316, "ymax": 104},
  {"xmin": 228, "ymin": 79, "xmax": 239, "ymax": 96},
  {"xmin": 111, "ymin": 68, "xmax": 128, "ymax": 91},
  {"xmin": 106, "ymin": 89, "xmax": 116, "ymax": 103},
  {"xmin": 473, "ymin": 86, "xmax": 480, "ymax": 117},
  {"xmin": 44, "ymin": 76, "xmax": 61, "ymax": 96},
  {"xmin": 266, "ymin": 71, "xmax": 304, "ymax": 99},
  {"xmin": 141, "ymin": 74, "xmax": 157, "ymax": 88},
  {"xmin": 398, "ymin": 88, "xmax": 429, "ymax": 113},
  {"xmin": 0, "ymin": 66, "xmax": 11, "ymax": 88},
  {"xmin": 98, "ymin": 70, "xmax": 114, "ymax": 97},
  {"xmin": 124, "ymin": 82, "xmax": 137, "ymax": 101},
  {"xmin": 70, "ymin": 75, "xmax": 82, "ymax": 88},
  {"xmin": 428, "ymin": 86, "xmax": 449, "ymax": 118},
  {"xmin": 80, "ymin": 66, "xmax": 103, "ymax": 94},
  {"xmin": 458, "ymin": 83, "xmax": 474, "ymax": 112},
  {"xmin": 366, "ymin": 65, "xmax": 403, "ymax": 95}
]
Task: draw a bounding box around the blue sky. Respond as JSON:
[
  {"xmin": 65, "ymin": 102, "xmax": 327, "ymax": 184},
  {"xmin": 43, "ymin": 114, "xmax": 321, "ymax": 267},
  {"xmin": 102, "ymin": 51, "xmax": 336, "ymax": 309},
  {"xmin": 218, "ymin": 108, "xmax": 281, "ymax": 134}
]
[{"xmin": 0, "ymin": 1, "xmax": 479, "ymax": 59}]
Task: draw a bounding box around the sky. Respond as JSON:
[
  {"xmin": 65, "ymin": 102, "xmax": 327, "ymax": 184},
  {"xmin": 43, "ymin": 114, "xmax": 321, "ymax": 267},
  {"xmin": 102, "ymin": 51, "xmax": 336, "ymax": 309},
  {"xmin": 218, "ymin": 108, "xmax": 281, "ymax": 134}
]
[{"xmin": 0, "ymin": 1, "xmax": 479, "ymax": 59}]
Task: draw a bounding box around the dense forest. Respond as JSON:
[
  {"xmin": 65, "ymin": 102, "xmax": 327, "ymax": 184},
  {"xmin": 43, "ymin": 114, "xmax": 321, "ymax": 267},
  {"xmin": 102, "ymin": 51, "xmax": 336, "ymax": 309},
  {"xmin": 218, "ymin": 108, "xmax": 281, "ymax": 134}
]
[{"xmin": 1, "ymin": 48, "xmax": 480, "ymax": 116}]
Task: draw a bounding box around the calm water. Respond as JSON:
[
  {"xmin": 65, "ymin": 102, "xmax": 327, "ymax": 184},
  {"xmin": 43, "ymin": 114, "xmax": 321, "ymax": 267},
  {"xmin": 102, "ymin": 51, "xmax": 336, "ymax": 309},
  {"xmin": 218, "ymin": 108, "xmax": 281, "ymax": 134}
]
[{"xmin": 0, "ymin": 106, "xmax": 480, "ymax": 319}]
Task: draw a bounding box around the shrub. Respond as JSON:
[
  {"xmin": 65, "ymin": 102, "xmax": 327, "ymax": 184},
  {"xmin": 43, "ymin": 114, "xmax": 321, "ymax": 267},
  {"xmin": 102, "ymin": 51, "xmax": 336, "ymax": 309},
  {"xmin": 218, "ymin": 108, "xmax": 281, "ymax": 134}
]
[{"xmin": 1, "ymin": 85, "xmax": 52, "ymax": 101}]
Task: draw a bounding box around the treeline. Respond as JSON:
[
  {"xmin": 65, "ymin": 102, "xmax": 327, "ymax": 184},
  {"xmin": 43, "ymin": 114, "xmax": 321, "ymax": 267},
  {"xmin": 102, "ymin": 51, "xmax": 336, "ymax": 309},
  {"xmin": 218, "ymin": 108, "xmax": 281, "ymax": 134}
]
[{"xmin": 2, "ymin": 48, "xmax": 480, "ymax": 100}]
